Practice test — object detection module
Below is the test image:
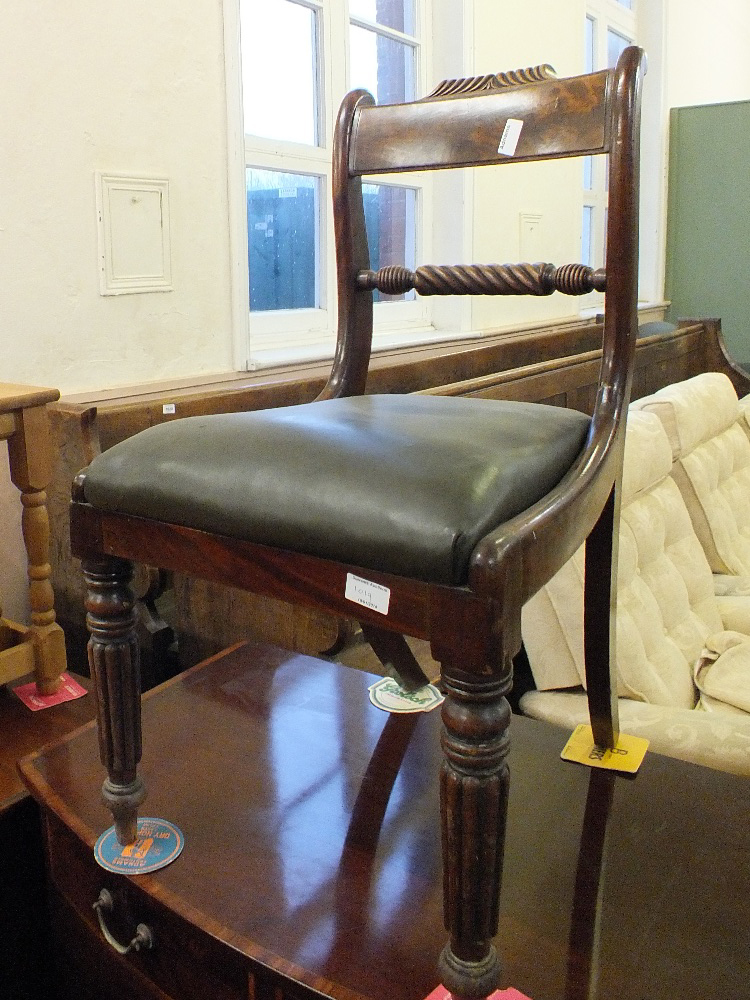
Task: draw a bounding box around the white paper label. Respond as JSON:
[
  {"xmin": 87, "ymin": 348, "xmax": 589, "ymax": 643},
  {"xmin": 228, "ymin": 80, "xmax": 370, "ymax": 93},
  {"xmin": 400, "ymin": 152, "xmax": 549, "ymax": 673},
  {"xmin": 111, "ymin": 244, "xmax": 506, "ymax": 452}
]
[
  {"xmin": 345, "ymin": 573, "xmax": 390, "ymax": 615},
  {"xmin": 162, "ymin": 403, "xmax": 176, "ymax": 415},
  {"xmin": 498, "ymin": 118, "xmax": 524, "ymax": 157}
]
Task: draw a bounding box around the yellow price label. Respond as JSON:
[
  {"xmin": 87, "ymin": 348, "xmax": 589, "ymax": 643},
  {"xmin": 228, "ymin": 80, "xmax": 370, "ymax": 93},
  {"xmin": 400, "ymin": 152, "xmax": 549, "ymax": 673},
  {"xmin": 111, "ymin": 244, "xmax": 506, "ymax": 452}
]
[{"xmin": 561, "ymin": 724, "xmax": 649, "ymax": 774}]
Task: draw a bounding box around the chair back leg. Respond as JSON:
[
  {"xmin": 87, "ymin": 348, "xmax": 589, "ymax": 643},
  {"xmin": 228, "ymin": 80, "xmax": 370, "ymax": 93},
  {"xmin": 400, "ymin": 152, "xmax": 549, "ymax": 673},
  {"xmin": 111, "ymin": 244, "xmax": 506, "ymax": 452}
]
[{"xmin": 583, "ymin": 485, "xmax": 621, "ymax": 749}]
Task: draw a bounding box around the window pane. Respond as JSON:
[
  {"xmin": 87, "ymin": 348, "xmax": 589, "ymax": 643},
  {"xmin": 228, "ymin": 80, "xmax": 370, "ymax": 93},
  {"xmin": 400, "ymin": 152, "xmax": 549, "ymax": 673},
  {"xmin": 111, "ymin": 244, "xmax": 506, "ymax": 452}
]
[
  {"xmin": 247, "ymin": 169, "xmax": 320, "ymax": 311},
  {"xmin": 363, "ymin": 184, "xmax": 416, "ymax": 301},
  {"xmin": 583, "ymin": 156, "xmax": 593, "ymax": 191},
  {"xmin": 241, "ymin": 0, "xmax": 318, "ymax": 145},
  {"xmin": 607, "ymin": 28, "xmax": 631, "ymax": 69},
  {"xmin": 585, "ymin": 15, "xmax": 595, "ymax": 75},
  {"xmin": 582, "ymin": 205, "xmax": 593, "ymax": 268},
  {"xmin": 350, "ymin": 24, "xmax": 416, "ymax": 103},
  {"xmin": 603, "ymin": 207, "xmax": 609, "ymax": 263},
  {"xmin": 349, "ymin": 0, "xmax": 415, "ymax": 35},
  {"xmin": 614, "ymin": 0, "xmax": 633, "ymax": 9}
]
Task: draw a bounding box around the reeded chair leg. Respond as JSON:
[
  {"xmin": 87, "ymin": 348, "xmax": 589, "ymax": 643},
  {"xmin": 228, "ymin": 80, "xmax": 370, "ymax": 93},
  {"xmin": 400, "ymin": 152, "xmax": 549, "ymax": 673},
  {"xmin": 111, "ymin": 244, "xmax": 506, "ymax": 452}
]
[
  {"xmin": 83, "ymin": 555, "xmax": 145, "ymax": 845},
  {"xmin": 438, "ymin": 660, "xmax": 512, "ymax": 999}
]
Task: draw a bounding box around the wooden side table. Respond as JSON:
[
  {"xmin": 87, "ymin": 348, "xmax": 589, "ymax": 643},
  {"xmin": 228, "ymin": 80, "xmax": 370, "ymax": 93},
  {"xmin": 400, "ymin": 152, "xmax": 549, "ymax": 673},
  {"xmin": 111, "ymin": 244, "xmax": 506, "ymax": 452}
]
[
  {"xmin": 1, "ymin": 382, "xmax": 67, "ymax": 694},
  {"xmin": 18, "ymin": 642, "xmax": 750, "ymax": 1000}
]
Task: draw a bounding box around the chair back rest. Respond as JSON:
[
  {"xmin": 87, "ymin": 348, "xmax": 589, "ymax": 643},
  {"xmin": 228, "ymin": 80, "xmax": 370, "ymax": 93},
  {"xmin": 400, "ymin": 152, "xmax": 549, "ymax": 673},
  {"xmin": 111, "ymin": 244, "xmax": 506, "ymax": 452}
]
[{"xmin": 324, "ymin": 46, "xmax": 645, "ymax": 423}]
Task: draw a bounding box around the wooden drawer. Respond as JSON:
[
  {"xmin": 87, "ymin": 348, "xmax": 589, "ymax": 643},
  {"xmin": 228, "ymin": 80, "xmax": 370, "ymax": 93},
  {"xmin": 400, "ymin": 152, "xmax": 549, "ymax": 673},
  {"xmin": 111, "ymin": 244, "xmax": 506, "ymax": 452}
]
[
  {"xmin": 45, "ymin": 812, "xmax": 335, "ymax": 1000},
  {"xmin": 45, "ymin": 813, "xmax": 251, "ymax": 1000}
]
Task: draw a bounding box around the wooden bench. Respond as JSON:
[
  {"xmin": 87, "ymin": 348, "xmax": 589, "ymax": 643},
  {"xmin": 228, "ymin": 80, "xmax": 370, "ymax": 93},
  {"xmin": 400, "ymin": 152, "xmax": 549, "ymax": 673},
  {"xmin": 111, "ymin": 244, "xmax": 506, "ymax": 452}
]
[{"xmin": 47, "ymin": 317, "xmax": 750, "ymax": 677}]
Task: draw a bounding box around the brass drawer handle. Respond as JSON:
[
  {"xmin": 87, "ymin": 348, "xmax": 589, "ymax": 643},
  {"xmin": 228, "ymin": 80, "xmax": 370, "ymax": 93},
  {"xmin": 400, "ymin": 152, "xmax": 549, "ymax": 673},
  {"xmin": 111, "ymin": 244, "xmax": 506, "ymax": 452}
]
[{"xmin": 93, "ymin": 888, "xmax": 154, "ymax": 955}]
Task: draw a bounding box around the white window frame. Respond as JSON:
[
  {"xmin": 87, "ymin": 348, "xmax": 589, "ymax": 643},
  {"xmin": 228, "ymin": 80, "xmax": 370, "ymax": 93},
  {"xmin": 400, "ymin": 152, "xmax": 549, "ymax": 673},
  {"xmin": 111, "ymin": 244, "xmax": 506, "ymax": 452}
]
[
  {"xmin": 581, "ymin": 0, "xmax": 637, "ymax": 313},
  {"xmin": 225, "ymin": 0, "xmax": 435, "ymax": 369}
]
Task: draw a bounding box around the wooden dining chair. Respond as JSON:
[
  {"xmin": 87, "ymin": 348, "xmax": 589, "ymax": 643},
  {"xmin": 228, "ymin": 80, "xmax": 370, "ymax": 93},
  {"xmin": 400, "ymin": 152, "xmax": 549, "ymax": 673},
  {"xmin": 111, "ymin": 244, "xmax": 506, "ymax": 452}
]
[{"xmin": 70, "ymin": 46, "xmax": 644, "ymax": 999}]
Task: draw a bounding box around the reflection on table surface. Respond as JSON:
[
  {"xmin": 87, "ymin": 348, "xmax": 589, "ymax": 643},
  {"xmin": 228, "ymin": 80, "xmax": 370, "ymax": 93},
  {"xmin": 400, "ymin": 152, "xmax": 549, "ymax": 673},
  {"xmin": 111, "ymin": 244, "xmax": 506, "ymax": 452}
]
[{"xmin": 26, "ymin": 642, "xmax": 750, "ymax": 1000}]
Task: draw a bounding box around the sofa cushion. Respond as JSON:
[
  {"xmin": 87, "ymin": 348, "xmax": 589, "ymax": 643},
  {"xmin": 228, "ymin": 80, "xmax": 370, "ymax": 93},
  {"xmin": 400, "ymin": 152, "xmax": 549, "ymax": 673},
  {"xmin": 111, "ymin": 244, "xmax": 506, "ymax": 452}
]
[
  {"xmin": 632, "ymin": 373, "xmax": 750, "ymax": 575},
  {"xmin": 694, "ymin": 631, "xmax": 750, "ymax": 715},
  {"xmin": 522, "ymin": 410, "xmax": 721, "ymax": 707}
]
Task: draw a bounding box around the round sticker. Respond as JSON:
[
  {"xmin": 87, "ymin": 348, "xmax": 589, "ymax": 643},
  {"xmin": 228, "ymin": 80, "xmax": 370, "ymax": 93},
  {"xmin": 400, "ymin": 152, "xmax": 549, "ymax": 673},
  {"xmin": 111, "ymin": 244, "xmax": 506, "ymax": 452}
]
[
  {"xmin": 368, "ymin": 677, "xmax": 444, "ymax": 714},
  {"xmin": 94, "ymin": 817, "xmax": 184, "ymax": 874}
]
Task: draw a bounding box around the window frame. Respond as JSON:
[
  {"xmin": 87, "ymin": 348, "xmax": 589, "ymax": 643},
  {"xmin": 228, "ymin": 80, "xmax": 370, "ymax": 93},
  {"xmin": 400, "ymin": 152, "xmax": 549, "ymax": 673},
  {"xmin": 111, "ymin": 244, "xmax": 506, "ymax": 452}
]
[
  {"xmin": 581, "ymin": 0, "xmax": 637, "ymax": 312},
  {"xmin": 228, "ymin": 0, "xmax": 434, "ymax": 369}
]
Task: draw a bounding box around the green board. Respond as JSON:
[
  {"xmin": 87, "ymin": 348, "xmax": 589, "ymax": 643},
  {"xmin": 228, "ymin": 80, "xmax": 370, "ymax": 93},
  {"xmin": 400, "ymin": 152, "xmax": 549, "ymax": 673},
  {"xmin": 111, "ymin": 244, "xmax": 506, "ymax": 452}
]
[{"xmin": 666, "ymin": 100, "xmax": 750, "ymax": 364}]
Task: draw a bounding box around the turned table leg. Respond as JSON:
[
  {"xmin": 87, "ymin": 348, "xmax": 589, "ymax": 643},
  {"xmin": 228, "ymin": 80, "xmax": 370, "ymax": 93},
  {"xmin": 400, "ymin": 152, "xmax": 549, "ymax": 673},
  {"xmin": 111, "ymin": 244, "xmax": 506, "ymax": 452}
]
[
  {"xmin": 83, "ymin": 555, "xmax": 145, "ymax": 845},
  {"xmin": 438, "ymin": 660, "xmax": 512, "ymax": 1000}
]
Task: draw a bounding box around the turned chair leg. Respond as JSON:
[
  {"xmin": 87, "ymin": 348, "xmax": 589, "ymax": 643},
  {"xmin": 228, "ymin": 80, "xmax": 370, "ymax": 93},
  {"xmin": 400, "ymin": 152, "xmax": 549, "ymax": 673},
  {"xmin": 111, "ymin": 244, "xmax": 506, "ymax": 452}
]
[
  {"xmin": 438, "ymin": 658, "xmax": 512, "ymax": 1000},
  {"xmin": 83, "ymin": 555, "xmax": 145, "ymax": 845}
]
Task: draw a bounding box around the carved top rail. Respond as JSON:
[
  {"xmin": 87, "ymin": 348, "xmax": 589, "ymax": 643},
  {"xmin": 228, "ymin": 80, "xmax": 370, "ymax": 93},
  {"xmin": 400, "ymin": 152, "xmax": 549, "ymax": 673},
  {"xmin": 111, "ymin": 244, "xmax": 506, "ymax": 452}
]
[
  {"xmin": 350, "ymin": 69, "xmax": 610, "ymax": 174},
  {"xmin": 424, "ymin": 64, "xmax": 557, "ymax": 101},
  {"xmin": 356, "ymin": 262, "xmax": 607, "ymax": 298}
]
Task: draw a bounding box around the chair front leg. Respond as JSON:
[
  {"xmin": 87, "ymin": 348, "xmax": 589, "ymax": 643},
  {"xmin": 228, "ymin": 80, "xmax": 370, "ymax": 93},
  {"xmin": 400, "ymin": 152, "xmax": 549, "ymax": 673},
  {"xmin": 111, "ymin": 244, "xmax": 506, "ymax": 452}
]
[
  {"xmin": 83, "ymin": 555, "xmax": 145, "ymax": 845},
  {"xmin": 438, "ymin": 660, "xmax": 512, "ymax": 1000}
]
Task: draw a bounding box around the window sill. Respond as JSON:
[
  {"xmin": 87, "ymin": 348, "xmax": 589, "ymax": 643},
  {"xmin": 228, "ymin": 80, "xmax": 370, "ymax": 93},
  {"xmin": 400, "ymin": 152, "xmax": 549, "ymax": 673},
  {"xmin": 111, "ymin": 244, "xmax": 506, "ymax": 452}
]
[
  {"xmin": 59, "ymin": 313, "xmax": 611, "ymax": 409},
  {"xmin": 246, "ymin": 324, "xmax": 477, "ymax": 370}
]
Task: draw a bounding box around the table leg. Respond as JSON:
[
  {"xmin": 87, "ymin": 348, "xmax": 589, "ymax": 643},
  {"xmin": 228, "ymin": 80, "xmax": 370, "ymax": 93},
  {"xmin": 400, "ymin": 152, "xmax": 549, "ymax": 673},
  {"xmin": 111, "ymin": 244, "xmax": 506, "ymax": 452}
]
[{"xmin": 7, "ymin": 404, "xmax": 66, "ymax": 694}]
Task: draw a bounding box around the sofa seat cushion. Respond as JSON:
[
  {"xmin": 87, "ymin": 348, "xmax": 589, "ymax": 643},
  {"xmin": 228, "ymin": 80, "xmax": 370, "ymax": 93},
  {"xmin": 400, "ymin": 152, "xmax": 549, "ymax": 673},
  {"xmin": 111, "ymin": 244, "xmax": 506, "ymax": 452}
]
[
  {"xmin": 633, "ymin": 373, "xmax": 750, "ymax": 575},
  {"xmin": 81, "ymin": 394, "xmax": 590, "ymax": 586},
  {"xmin": 519, "ymin": 689, "xmax": 750, "ymax": 775}
]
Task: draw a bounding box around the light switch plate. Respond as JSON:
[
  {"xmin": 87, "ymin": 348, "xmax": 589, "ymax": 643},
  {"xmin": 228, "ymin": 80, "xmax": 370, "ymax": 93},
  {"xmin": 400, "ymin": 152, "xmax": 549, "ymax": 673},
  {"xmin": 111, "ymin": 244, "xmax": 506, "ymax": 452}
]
[{"xmin": 519, "ymin": 212, "xmax": 543, "ymax": 262}]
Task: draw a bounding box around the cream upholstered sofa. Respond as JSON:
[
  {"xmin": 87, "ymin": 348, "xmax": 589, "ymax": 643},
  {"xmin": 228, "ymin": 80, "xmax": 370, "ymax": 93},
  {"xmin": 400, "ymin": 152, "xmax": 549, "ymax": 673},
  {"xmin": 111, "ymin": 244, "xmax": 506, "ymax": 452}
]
[
  {"xmin": 520, "ymin": 405, "xmax": 750, "ymax": 776},
  {"xmin": 631, "ymin": 371, "xmax": 750, "ymax": 583}
]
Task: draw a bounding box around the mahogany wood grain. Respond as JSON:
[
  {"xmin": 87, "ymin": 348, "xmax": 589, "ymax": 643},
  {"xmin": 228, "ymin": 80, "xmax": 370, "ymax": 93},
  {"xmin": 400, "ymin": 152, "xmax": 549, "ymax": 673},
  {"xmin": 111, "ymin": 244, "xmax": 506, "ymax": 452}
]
[
  {"xmin": 82, "ymin": 556, "xmax": 145, "ymax": 844},
  {"xmin": 351, "ymin": 71, "xmax": 609, "ymax": 172},
  {"xmin": 583, "ymin": 488, "xmax": 620, "ymax": 748},
  {"xmin": 18, "ymin": 642, "xmax": 750, "ymax": 1000}
]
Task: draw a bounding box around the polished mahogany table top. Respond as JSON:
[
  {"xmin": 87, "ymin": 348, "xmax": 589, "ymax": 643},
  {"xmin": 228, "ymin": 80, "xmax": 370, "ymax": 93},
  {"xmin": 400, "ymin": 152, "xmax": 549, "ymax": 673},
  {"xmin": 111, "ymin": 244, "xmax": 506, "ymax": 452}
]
[{"xmin": 20, "ymin": 642, "xmax": 750, "ymax": 1000}]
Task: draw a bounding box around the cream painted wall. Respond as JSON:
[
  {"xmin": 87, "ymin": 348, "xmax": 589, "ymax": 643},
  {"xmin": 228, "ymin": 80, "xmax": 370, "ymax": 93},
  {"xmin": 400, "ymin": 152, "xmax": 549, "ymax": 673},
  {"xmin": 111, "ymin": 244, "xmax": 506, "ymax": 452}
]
[
  {"xmin": 665, "ymin": 0, "xmax": 750, "ymax": 108},
  {"xmin": 2, "ymin": 1, "xmax": 235, "ymax": 397},
  {"xmin": 2, "ymin": 1, "xmax": 235, "ymax": 621},
  {"xmin": 469, "ymin": 0, "xmax": 588, "ymax": 332}
]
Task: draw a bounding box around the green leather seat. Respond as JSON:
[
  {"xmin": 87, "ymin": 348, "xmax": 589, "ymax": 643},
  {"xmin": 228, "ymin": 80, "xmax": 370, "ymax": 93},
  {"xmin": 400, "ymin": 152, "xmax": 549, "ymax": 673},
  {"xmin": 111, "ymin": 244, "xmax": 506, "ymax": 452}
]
[{"xmin": 83, "ymin": 394, "xmax": 590, "ymax": 586}]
